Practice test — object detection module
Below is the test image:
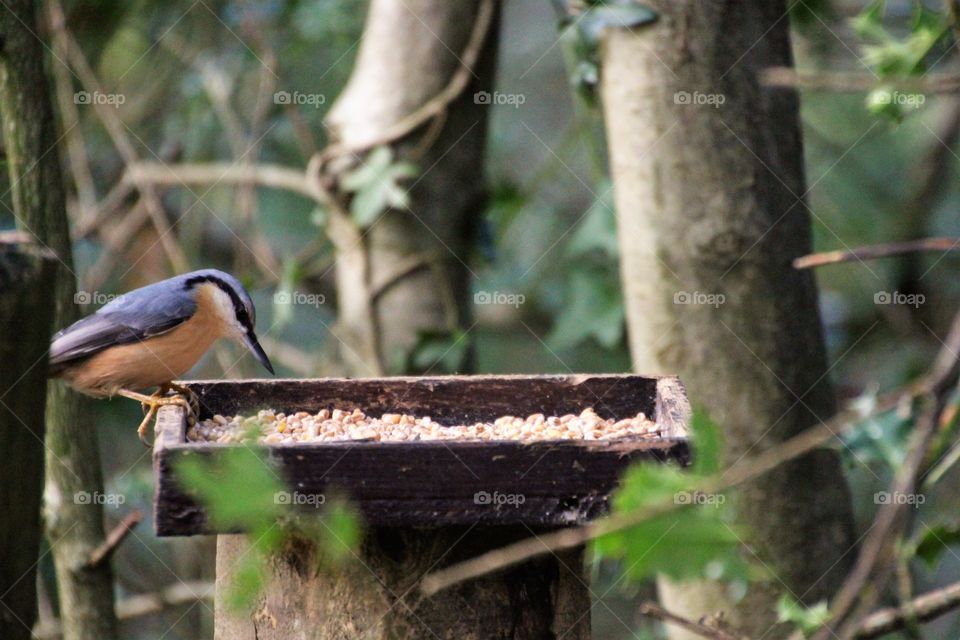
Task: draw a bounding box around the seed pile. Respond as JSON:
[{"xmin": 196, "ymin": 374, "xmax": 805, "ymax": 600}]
[{"xmin": 187, "ymin": 407, "xmax": 659, "ymax": 444}]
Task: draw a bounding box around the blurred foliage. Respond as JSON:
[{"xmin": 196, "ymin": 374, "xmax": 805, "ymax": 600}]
[{"xmin": 592, "ymin": 413, "xmax": 752, "ymax": 590}]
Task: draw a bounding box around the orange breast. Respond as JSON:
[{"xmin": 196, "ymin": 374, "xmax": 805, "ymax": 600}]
[{"xmin": 59, "ymin": 285, "xmax": 228, "ymax": 395}]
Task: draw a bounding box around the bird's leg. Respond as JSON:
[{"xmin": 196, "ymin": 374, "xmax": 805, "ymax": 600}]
[
  {"xmin": 159, "ymin": 381, "xmax": 200, "ymax": 416},
  {"xmin": 116, "ymin": 389, "xmax": 196, "ymax": 446}
]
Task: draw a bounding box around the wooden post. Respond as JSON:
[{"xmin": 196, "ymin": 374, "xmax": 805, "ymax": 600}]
[
  {"xmin": 153, "ymin": 375, "xmax": 690, "ymax": 640},
  {"xmin": 0, "ymin": 233, "xmax": 57, "ymax": 640},
  {"xmin": 215, "ymin": 530, "xmax": 590, "ymax": 639}
]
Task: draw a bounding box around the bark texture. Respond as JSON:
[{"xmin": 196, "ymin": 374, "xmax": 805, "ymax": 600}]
[
  {"xmin": 598, "ymin": 2, "xmax": 856, "ymax": 637},
  {"xmin": 216, "ymin": 531, "xmax": 590, "ymax": 640},
  {"xmin": 0, "ymin": 235, "xmax": 57, "ymax": 640},
  {"xmin": 0, "ymin": 2, "xmax": 118, "ymax": 638},
  {"xmin": 323, "ymin": 0, "xmax": 494, "ymax": 375}
]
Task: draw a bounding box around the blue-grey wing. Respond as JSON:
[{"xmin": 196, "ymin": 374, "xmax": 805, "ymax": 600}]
[{"xmin": 49, "ymin": 283, "xmax": 197, "ymax": 372}]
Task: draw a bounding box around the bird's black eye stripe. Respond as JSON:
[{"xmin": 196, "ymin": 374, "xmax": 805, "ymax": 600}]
[{"xmin": 184, "ymin": 274, "xmax": 253, "ymax": 331}]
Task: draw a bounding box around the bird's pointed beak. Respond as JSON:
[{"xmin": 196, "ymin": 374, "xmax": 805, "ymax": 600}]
[{"xmin": 243, "ymin": 331, "xmax": 275, "ymax": 375}]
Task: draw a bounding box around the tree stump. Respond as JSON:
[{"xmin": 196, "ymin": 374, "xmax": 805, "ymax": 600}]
[
  {"xmin": 153, "ymin": 375, "xmax": 690, "ymax": 639},
  {"xmin": 0, "ymin": 232, "xmax": 58, "ymax": 640}
]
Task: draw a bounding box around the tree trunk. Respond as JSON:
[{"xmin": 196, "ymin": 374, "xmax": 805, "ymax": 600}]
[
  {"xmin": 323, "ymin": 0, "xmax": 493, "ymax": 376},
  {"xmin": 0, "ymin": 234, "xmax": 57, "ymax": 640},
  {"xmin": 598, "ymin": 2, "xmax": 856, "ymax": 637},
  {"xmin": 0, "ymin": 3, "xmax": 118, "ymax": 639},
  {"xmin": 216, "ymin": 531, "xmax": 590, "ymax": 640},
  {"xmin": 215, "ymin": 2, "xmax": 593, "ymax": 637}
]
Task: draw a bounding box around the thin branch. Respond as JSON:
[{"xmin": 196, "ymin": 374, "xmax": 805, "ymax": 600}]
[
  {"xmin": 125, "ymin": 162, "xmax": 320, "ymax": 201},
  {"xmin": 762, "ymin": 67, "xmax": 960, "ymax": 93},
  {"xmin": 49, "ymin": 0, "xmax": 189, "ymax": 273},
  {"xmin": 420, "ymin": 381, "xmax": 924, "ymax": 596},
  {"xmin": 794, "ymin": 237, "xmax": 960, "ymax": 269},
  {"xmin": 639, "ymin": 603, "xmax": 740, "ymax": 640},
  {"xmin": 808, "ymin": 310, "xmax": 960, "ymax": 640},
  {"xmin": 854, "ymin": 580, "xmax": 960, "ymax": 639},
  {"xmin": 33, "ymin": 581, "xmax": 214, "ymax": 639},
  {"xmin": 423, "ymin": 308, "xmax": 960, "ymax": 597},
  {"xmin": 86, "ymin": 510, "xmax": 142, "ymax": 569}
]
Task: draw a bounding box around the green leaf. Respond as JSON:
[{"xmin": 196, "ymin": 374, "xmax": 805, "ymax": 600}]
[
  {"xmin": 318, "ymin": 499, "xmax": 363, "ymax": 564},
  {"xmin": 690, "ymin": 410, "xmax": 723, "ymax": 476},
  {"xmin": 340, "ymin": 146, "xmax": 418, "ymax": 227},
  {"xmin": 394, "ymin": 329, "xmax": 471, "ymax": 375},
  {"xmin": 840, "ymin": 405, "xmax": 912, "ymax": 469},
  {"xmin": 566, "ymin": 185, "xmax": 618, "ymax": 258},
  {"xmin": 547, "ymin": 267, "xmax": 623, "ymax": 350},
  {"xmin": 592, "ymin": 462, "xmax": 749, "ymax": 583},
  {"xmin": 777, "ymin": 595, "xmax": 831, "ymax": 636},
  {"xmin": 175, "ymin": 448, "xmax": 284, "ymax": 531},
  {"xmin": 577, "ymin": 3, "xmax": 658, "ymax": 48},
  {"xmin": 223, "ymin": 547, "xmax": 268, "ymax": 611},
  {"xmin": 912, "ymin": 522, "xmax": 960, "ymax": 569}
]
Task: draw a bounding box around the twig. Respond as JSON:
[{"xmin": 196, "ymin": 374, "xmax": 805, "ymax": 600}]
[
  {"xmin": 125, "ymin": 162, "xmax": 319, "ymax": 201},
  {"xmin": 86, "ymin": 511, "xmax": 142, "ymax": 569},
  {"xmin": 317, "ymin": 0, "xmax": 495, "ymax": 162},
  {"xmin": 638, "ymin": 603, "xmax": 740, "ymax": 640},
  {"xmin": 32, "ymin": 580, "xmax": 214, "ymax": 639},
  {"xmin": 762, "ymin": 67, "xmax": 960, "ymax": 93},
  {"xmin": 49, "ymin": 0, "xmax": 189, "ymax": 273},
  {"xmin": 854, "ymin": 580, "xmax": 960, "ymax": 639},
  {"xmin": 807, "ymin": 310, "xmax": 960, "ymax": 640},
  {"xmin": 794, "ymin": 238, "xmax": 960, "ymax": 269},
  {"xmin": 420, "ymin": 382, "xmax": 920, "ymax": 596}
]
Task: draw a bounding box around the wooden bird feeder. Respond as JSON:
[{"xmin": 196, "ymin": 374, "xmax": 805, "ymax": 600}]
[{"xmin": 153, "ymin": 374, "xmax": 690, "ymax": 640}]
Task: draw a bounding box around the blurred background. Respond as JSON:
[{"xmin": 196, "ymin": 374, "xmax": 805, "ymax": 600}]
[{"xmin": 4, "ymin": 0, "xmax": 960, "ymax": 637}]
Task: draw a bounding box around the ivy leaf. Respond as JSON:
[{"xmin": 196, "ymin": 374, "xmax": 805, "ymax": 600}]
[
  {"xmin": 566, "ymin": 185, "xmax": 618, "ymax": 258},
  {"xmin": 547, "ymin": 267, "xmax": 623, "ymax": 350},
  {"xmin": 777, "ymin": 595, "xmax": 831, "ymax": 636},
  {"xmin": 690, "ymin": 410, "xmax": 723, "ymax": 476},
  {"xmin": 577, "ymin": 3, "xmax": 658, "ymax": 48},
  {"xmin": 395, "ymin": 329, "xmax": 470, "ymax": 375},
  {"xmin": 176, "ymin": 448, "xmax": 284, "ymax": 532},
  {"xmin": 911, "ymin": 522, "xmax": 960, "ymax": 569},
  {"xmin": 592, "ymin": 463, "xmax": 748, "ymax": 583},
  {"xmin": 341, "ymin": 146, "xmax": 418, "ymax": 227},
  {"xmin": 840, "ymin": 407, "xmax": 912, "ymax": 469}
]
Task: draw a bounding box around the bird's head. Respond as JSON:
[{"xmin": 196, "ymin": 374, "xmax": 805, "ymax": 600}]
[{"xmin": 182, "ymin": 270, "xmax": 274, "ymax": 374}]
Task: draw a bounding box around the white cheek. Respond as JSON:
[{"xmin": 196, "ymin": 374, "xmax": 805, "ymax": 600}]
[{"xmin": 207, "ymin": 286, "xmax": 246, "ymax": 338}]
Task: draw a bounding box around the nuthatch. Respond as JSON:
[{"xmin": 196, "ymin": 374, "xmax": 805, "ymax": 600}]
[{"xmin": 49, "ymin": 269, "xmax": 274, "ymax": 443}]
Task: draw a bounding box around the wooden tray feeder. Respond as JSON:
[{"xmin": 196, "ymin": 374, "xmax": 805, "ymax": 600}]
[{"xmin": 152, "ymin": 374, "xmax": 690, "ymax": 640}]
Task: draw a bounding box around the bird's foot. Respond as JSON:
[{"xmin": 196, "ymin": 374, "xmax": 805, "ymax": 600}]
[
  {"xmin": 159, "ymin": 382, "xmax": 200, "ymax": 416},
  {"xmin": 116, "ymin": 388, "xmax": 198, "ymax": 447}
]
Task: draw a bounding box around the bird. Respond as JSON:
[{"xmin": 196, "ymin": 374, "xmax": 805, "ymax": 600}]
[{"xmin": 49, "ymin": 269, "xmax": 274, "ymax": 444}]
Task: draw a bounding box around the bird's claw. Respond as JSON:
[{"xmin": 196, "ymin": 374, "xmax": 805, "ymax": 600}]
[{"xmin": 135, "ymin": 387, "xmax": 199, "ymax": 448}]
